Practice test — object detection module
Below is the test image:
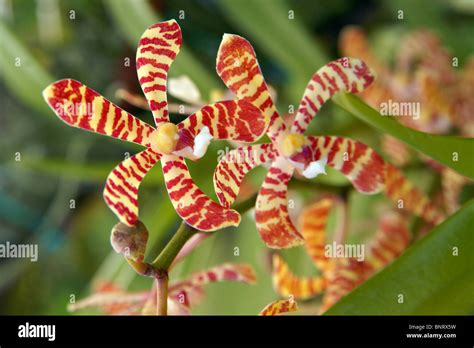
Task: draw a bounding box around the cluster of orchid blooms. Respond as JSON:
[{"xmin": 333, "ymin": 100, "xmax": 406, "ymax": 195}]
[{"xmin": 42, "ymin": 20, "xmax": 462, "ymax": 315}]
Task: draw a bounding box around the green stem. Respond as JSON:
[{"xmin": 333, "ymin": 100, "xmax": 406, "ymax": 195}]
[
  {"xmin": 155, "ymin": 273, "xmax": 169, "ymax": 316},
  {"xmin": 151, "ymin": 222, "xmax": 197, "ymax": 271}
]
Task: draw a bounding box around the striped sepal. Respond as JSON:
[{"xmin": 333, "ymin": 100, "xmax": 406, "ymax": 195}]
[
  {"xmin": 259, "ymin": 299, "xmax": 298, "ymax": 316},
  {"xmin": 255, "ymin": 156, "xmax": 304, "ymax": 249},
  {"xmin": 272, "ymin": 254, "xmax": 326, "ymax": 300},
  {"xmin": 339, "ymin": 26, "xmax": 394, "ymax": 108},
  {"xmin": 68, "ymin": 281, "xmax": 149, "ymax": 315},
  {"xmin": 104, "ymin": 148, "xmax": 161, "ymax": 226},
  {"xmin": 43, "ymin": 79, "xmax": 154, "ymax": 147},
  {"xmin": 213, "ymin": 143, "xmax": 277, "ymax": 208},
  {"xmin": 291, "ymin": 58, "xmax": 375, "ymax": 134},
  {"xmin": 161, "ymin": 154, "xmax": 241, "ymax": 231},
  {"xmin": 299, "ymin": 136, "xmax": 386, "ymax": 194},
  {"xmin": 364, "ymin": 213, "xmax": 410, "ymax": 272},
  {"xmin": 169, "ymin": 263, "xmax": 256, "ymax": 307},
  {"xmin": 216, "ymin": 34, "xmax": 286, "ymax": 142},
  {"xmin": 320, "ymin": 258, "xmax": 367, "ymax": 313},
  {"xmin": 300, "ymin": 198, "xmax": 335, "ymax": 274},
  {"xmin": 175, "ymin": 100, "xmax": 269, "ymax": 160},
  {"xmin": 136, "ymin": 20, "xmax": 181, "ymax": 125},
  {"xmin": 320, "ymin": 213, "xmax": 410, "ymax": 312},
  {"xmin": 384, "ymin": 163, "xmax": 445, "ymax": 225}
]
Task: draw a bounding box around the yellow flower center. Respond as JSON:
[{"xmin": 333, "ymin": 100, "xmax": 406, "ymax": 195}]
[
  {"xmin": 280, "ymin": 133, "xmax": 306, "ymax": 157},
  {"xmin": 150, "ymin": 122, "xmax": 179, "ymax": 154}
]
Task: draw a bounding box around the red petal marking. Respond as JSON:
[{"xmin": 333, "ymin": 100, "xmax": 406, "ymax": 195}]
[
  {"xmin": 272, "ymin": 254, "xmax": 326, "ymax": 300},
  {"xmin": 213, "ymin": 143, "xmax": 277, "ymax": 208},
  {"xmin": 339, "ymin": 26, "xmax": 394, "ymax": 109},
  {"xmin": 299, "ymin": 198, "xmax": 335, "ymax": 274},
  {"xmin": 168, "ymin": 263, "xmax": 256, "ymax": 309},
  {"xmin": 177, "ymin": 100, "xmax": 268, "ymax": 153},
  {"xmin": 216, "ymin": 34, "xmax": 285, "ymax": 143},
  {"xmin": 292, "ymin": 57, "xmax": 375, "ymax": 134},
  {"xmin": 384, "ymin": 164, "xmax": 445, "ymax": 224},
  {"xmin": 160, "ymin": 154, "xmax": 241, "ymax": 231},
  {"xmin": 259, "ymin": 299, "xmax": 298, "ymax": 316},
  {"xmin": 136, "ymin": 20, "xmax": 182, "ymax": 126},
  {"xmin": 103, "ymin": 148, "xmax": 161, "ymax": 226},
  {"xmin": 42, "ymin": 79, "xmax": 155, "ymax": 147},
  {"xmin": 255, "ymin": 156, "xmax": 304, "ymax": 249},
  {"xmin": 304, "ymin": 136, "xmax": 386, "ymax": 194},
  {"xmin": 364, "ymin": 212, "xmax": 410, "ymax": 272}
]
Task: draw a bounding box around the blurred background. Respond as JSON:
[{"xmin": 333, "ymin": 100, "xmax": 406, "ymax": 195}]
[{"xmin": 0, "ymin": 0, "xmax": 473, "ymax": 315}]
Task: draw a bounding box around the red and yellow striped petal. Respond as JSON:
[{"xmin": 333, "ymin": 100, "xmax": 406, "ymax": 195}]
[
  {"xmin": 297, "ymin": 136, "xmax": 386, "ymax": 194},
  {"xmin": 175, "ymin": 100, "xmax": 268, "ymax": 159},
  {"xmin": 364, "ymin": 212, "xmax": 410, "ymax": 272},
  {"xmin": 339, "ymin": 26, "xmax": 394, "ymax": 108},
  {"xmin": 216, "ymin": 34, "xmax": 286, "ymax": 142},
  {"xmin": 136, "ymin": 20, "xmax": 182, "ymax": 125},
  {"xmin": 384, "ymin": 163, "xmax": 445, "ymax": 225},
  {"xmin": 169, "ymin": 263, "xmax": 256, "ymax": 307},
  {"xmin": 104, "ymin": 148, "xmax": 161, "ymax": 226},
  {"xmin": 320, "ymin": 258, "xmax": 367, "ymax": 313},
  {"xmin": 291, "ymin": 57, "xmax": 375, "ymax": 134},
  {"xmin": 272, "ymin": 254, "xmax": 326, "ymax": 300},
  {"xmin": 259, "ymin": 299, "xmax": 298, "ymax": 316},
  {"xmin": 213, "ymin": 143, "xmax": 278, "ymax": 208},
  {"xmin": 43, "ymin": 79, "xmax": 154, "ymax": 147},
  {"xmin": 68, "ymin": 281, "xmax": 149, "ymax": 315},
  {"xmin": 255, "ymin": 156, "xmax": 304, "ymax": 249},
  {"xmin": 161, "ymin": 154, "xmax": 241, "ymax": 231},
  {"xmin": 300, "ymin": 198, "xmax": 335, "ymax": 274}
]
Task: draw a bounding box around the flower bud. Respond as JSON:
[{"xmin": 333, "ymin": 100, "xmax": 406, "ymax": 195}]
[{"xmin": 110, "ymin": 220, "xmax": 148, "ymax": 263}]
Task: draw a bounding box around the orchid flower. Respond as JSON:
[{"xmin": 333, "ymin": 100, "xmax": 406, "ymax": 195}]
[
  {"xmin": 340, "ymin": 26, "xmax": 473, "ymax": 214},
  {"xmin": 68, "ymin": 263, "xmax": 256, "ymax": 315},
  {"xmin": 42, "ymin": 20, "xmax": 269, "ymax": 232},
  {"xmin": 271, "ymin": 197, "xmax": 410, "ymax": 313},
  {"xmin": 212, "ymin": 34, "xmax": 443, "ymax": 249}
]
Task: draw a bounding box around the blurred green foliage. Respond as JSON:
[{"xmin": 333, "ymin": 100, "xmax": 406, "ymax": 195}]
[{"xmin": 0, "ymin": 0, "xmax": 473, "ymax": 315}]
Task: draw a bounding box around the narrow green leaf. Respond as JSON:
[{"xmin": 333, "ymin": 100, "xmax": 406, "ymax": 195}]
[
  {"xmin": 103, "ymin": 0, "xmax": 220, "ymax": 94},
  {"xmin": 333, "ymin": 93, "xmax": 474, "ymax": 179},
  {"xmin": 325, "ymin": 199, "xmax": 474, "ymax": 315},
  {"xmin": 0, "ymin": 21, "xmax": 53, "ymax": 115}
]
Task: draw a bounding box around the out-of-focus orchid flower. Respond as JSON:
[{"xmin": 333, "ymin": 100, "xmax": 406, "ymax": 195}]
[
  {"xmin": 271, "ymin": 197, "xmax": 410, "ymax": 313},
  {"xmin": 68, "ymin": 263, "xmax": 256, "ymax": 315},
  {"xmin": 340, "ymin": 27, "xmax": 473, "ymax": 214},
  {"xmin": 42, "ymin": 20, "xmax": 269, "ymax": 232},
  {"xmin": 212, "ymin": 34, "xmax": 444, "ymax": 249}
]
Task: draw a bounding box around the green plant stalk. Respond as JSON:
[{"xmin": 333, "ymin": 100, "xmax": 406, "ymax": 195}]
[
  {"xmin": 151, "ymin": 222, "xmax": 198, "ymax": 271},
  {"xmin": 0, "ymin": 21, "xmax": 53, "ymax": 116},
  {"xmin": 155, "ymin": 273, "xmax": 169, "ymax": 316}
]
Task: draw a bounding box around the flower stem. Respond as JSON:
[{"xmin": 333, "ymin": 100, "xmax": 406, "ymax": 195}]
[
  {"xmin": 151, "ymin": 222, "xmax": 197, "ymax": 271},
  {"xmin": 155, "ymin": 272, "xmax": 169, "ymax": 316}
]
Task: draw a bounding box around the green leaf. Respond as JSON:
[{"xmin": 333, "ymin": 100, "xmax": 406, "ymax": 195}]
[
  {"xmin": 16, "ymin": 158, "xmax": 162, "ymax": 185},
  {"xmin": 103, "ymin": 0, "xmax": 220, "ymax": 95},
  {"xmin": 333, "ymin": 93, "xmax": 474, "ymax": 179},
  {"xmin": 0, "ymin": 21, "xmax": 53, "ymax": 116},
  {"xmin": 325, "ymin": 199, "xmax": 474, "ymax": 315}
]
